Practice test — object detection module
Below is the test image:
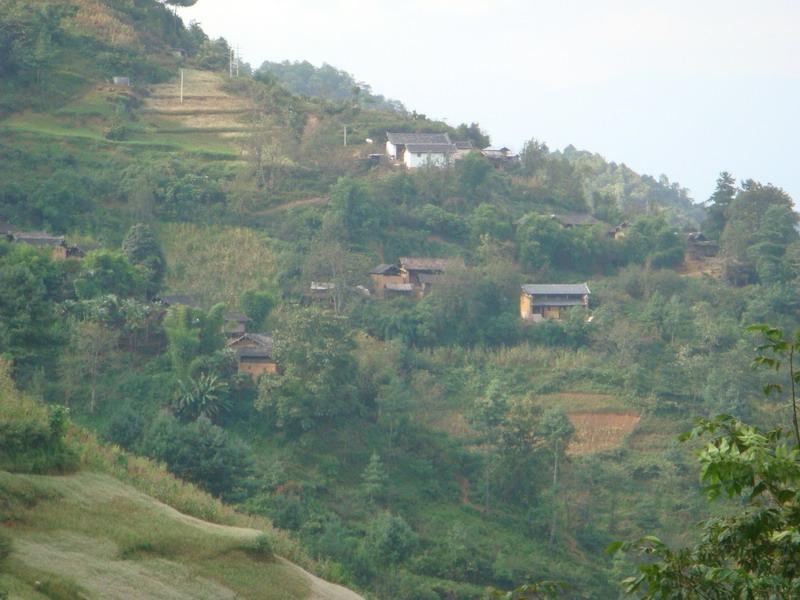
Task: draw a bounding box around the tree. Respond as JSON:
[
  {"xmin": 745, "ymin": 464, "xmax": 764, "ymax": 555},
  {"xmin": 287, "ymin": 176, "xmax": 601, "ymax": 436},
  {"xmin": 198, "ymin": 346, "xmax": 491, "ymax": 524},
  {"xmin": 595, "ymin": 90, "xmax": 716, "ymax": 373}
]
[
  {"xmin": 538, "ymin": 407, "xmax": 575, "ymax": 545},
  {"xmin": 140, "ymin": 414, "xmax": 253, "ymax": 500},
  {"xmin": 615, "ymin": 326, "xmax": 800, "ymax": 597},
  {"xmin": 122, "ymin": 223, "xmax": 165, "ymax": 298},
  {"xmin": 519, "ymin": 138, "xmax": 549, "ymax": 176},
  {"xmin": 303, "ymin": 239, "xmax": 368, "ymax": 315},
  {"xmin": 256, "ymin": 308, "xmax": 360, "ymax": 432},
  {"xmin": 240, "ymin": 290, "xmax": 275, "ymax": 330},
  {"xmin": 60, "ymin": 320, "xmax": 119, "ymax": 414},
  {"xmin": 363, "ymin": 512, "xmax": 418, "ymax": 567},
  {"xmin": 173, "ymin": 373, "xmax": 230, "ymax": 422},
  {"xmin": 362, "ymin": 452, "xmax": 388, "ymax": 504},
  {"xmin": 73, "ymin": 250, "xmax": 144, "ymax": 300},
  {"xmin": 455, "ymin": 122, "xmax": 490, "ymax": 148},
  {"xmin": 704, "ymin": 171, "xmax": 736, "ymax": 239},
  {"xmin": 163, "ymin": 303, "xmax": 225, "ymax": 378}
]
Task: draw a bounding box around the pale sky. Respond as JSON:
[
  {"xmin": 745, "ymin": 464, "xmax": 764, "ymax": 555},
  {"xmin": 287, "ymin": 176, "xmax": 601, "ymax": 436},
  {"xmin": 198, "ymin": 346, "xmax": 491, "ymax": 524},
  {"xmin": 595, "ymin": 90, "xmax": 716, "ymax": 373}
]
[{"xmin": 178, "ymin": 0, "xmax": 800, "ymax": 203}]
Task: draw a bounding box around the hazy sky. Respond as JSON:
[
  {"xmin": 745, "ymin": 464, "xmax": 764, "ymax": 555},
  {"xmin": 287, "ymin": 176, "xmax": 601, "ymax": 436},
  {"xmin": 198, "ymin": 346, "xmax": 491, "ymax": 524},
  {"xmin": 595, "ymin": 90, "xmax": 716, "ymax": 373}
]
[{"xmin": 178, "ymin": 1, "xmax": 800, "ymax": 203}]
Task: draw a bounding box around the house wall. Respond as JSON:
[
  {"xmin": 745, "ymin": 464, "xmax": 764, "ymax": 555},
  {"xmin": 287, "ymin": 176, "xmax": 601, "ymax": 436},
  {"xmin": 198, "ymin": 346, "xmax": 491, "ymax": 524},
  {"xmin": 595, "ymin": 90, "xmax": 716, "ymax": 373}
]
[
  {"xmin": 238, "ymin": 360, "xmax": 278, "ymax": 379},
  {"xmin": 520, "ymin": 293, "xmax": 533, "ymax": 319},
  {"xmin": 405, "ymin": 152, "xmax": 450, "ymax": 169},
  {"xmin": 371, "ymin": 273, "xmax": 407, "ymax": 298},
  {"xmin": 543, "ymin": 306, "xmax": 562, "ymax": 320},
  {"xmin": 386, "ymin": 141, "xmax": 398, "ymax": 159}
]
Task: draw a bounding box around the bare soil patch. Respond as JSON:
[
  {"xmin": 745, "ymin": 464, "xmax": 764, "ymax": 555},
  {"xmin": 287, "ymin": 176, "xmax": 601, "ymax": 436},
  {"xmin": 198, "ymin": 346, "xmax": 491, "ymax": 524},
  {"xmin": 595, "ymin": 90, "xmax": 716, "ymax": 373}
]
[{"xmin": 567, "ymin": 412, "xmax": 641, "ymax": 455}]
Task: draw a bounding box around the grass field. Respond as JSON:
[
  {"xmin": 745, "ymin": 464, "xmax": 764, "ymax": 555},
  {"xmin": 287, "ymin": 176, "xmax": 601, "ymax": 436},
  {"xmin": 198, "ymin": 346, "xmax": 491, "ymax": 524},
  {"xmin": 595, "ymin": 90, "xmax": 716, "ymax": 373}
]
[
  {"xmin": 0, "ymin": 471, "xmax": 361, "ymax": 600},
  {"xmin": 159, "ymin": 223, "xmax": 277, "ymax": 307}
]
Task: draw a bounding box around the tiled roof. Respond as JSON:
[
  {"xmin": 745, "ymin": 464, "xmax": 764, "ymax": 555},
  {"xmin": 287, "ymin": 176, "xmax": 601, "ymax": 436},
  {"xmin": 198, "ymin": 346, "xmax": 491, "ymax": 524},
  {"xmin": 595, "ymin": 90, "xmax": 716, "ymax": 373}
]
[
  {"xmin": 521, "ymin": 283, "xmax": 590, "ymax": 296},
  {"xmin": 405, "ymin": 143, "xmax": 456, "ymax": 154},
  {"xmin": 387, "ymin": 132, "xmax": 451, "ymax": 145},
  {"xmin": 400, "ymin": 257, "xmax": 463, "ymax": 272}
]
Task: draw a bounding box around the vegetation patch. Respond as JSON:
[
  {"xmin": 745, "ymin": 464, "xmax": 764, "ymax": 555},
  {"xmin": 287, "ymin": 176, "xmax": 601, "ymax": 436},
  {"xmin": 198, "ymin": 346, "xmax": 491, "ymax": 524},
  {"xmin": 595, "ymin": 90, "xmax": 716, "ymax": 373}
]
[{"xmin": 567, "ymin": 412, "xmax": 641, "ymax": 455}]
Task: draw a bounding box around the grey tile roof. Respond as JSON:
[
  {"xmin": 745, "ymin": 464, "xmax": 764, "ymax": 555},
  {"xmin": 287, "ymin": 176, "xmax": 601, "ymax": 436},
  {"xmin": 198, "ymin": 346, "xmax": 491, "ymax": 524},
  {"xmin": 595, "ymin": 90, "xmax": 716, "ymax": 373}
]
[
  {"xmin": 387, "ymin": 132, "xmax": 452, "ymax": 145},
  {"xmin": 521, "ymin": 283, "xmax": 590, "ymax": 296},
  {"xmin": 400, "ymin": 257, "xmax": 463, "ymax": 272},
  {"xmin": 370, "ymin": 264, "xmax": 401, "ymax": 275},
  {"xmin": 12, "ymin": 231, "xmax": 66, "ymax": 246},
  {"xmin": 405, "ymin": 143, "xmax": 456, "ymax": 154}
]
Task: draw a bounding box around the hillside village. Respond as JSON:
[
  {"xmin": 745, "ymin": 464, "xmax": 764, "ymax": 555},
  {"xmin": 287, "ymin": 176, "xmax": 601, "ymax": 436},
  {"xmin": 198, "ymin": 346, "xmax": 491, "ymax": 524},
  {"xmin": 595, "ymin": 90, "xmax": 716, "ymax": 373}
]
[{"xmin": 0, "ymin": 1, "xmax": 797, "ymax": 599}]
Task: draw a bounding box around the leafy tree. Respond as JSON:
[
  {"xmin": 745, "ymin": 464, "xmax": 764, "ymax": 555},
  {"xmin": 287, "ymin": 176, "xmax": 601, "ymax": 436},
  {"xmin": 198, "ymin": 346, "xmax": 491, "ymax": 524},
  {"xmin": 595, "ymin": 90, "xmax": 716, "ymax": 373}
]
[
  {"xmin": 240, "ymin": 290, "xmax": 275, "ymax": 330},
  {"xmin": 616, "ymin": 326, "xmax": 800, "ymax": 597},
  {"xmin": 0, "ymin": 242, "xmax": 63, "ymax": 371},
  {"xmin": 454, "ymin": 122, "xmax": 490, "ymax": 148},
  {"xmin": 326, "ymin": 177, "xmax": 387, "ymax": 244},
  {"xmin": 73, "ymin": 250, "xmax": 144, "ymax": 300},
  {"xmin": 59, "ymin": 320, "xmax": 119, "ymax": 414},
  {"xmin": 140, "ymin": 413, "xmax": 253, "ymax": 500},
  {"xmin": 704, "ymin": 171, "xmax": 736, "ymax": 239},
  {"xmin": 122, "ymin": 223, "xmax": 165, "ymax": 298},
  {"xmin": 519, "ymin": 138, "xmax": 549, "ymax": 176},
  {"xmin": 538, "ymin": 407, "xmax": 574, "ymax": 545},
  {"xmin": 362, "ymin": 452, "xmax": 388, "ymax": 504},
  {"xmin": 173, "ymin": 373, "xmax": 230, "ymax": 422},
  {"xmin": 256, "ymin": 308, "xmax": 360, "ymax": 432},
  {"xmin": 163, "ymin": 303, "xmax": 226, "ymax": 378},
  {"xmin": 363, "ymin": 512, "xmax": 418, "ymax": 567}
]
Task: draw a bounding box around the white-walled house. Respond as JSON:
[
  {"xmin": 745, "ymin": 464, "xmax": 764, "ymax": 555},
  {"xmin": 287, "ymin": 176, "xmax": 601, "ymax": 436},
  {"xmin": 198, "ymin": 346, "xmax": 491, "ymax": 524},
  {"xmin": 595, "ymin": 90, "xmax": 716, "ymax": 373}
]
[{"xmin": 386, "ymin": 132, "xmax": 456, "ymax": 168}]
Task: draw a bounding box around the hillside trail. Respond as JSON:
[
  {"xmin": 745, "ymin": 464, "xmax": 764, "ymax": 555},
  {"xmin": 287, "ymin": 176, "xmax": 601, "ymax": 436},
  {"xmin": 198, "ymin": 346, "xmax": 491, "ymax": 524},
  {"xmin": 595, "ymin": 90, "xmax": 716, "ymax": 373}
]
[{"xmin": 252, "ymin": 195, "xmax": 330, "ymax": 216}]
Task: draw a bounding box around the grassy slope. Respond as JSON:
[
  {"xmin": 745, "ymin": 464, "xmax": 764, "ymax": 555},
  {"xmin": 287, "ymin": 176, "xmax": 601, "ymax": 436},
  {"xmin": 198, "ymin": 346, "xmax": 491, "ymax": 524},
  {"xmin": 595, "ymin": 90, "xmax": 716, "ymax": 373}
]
[{"xmin": 0, "ymin": 470, "xmax": 362, "ymax": 600}]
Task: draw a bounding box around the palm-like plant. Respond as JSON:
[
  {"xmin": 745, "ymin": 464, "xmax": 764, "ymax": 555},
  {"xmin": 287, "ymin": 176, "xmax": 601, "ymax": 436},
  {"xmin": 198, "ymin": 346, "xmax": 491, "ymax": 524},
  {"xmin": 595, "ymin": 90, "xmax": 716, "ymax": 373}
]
[{"xmin": 173, "ymin": 373, "xmax": 230, "ymax": 421}]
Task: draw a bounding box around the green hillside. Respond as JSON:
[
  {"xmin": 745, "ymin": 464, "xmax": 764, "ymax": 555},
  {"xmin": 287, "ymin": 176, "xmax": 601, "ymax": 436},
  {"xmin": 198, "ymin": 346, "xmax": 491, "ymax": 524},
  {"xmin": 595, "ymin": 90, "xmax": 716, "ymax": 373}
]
[{"xmin": 2, "ymin": 1, "xmax": 800, "ymax": 599}]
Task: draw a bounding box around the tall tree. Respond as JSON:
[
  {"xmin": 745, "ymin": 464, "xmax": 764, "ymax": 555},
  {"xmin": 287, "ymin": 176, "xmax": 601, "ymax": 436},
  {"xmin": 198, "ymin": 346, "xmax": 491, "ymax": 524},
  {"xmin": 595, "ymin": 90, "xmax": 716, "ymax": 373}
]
[
  {"xmin": 704, "ymin": 171, "xmax": 736, "ymax": 239},
  {"xmin": 122, "ymin": 223, "xmax": 166, "ymax": 298},
  {"xmin": 256, "ymin": 308, "xmax": 360, "ymax": 432},
  {"xmin": 60, "ymin": 320, "xmax": 119, "ymax": 414}
]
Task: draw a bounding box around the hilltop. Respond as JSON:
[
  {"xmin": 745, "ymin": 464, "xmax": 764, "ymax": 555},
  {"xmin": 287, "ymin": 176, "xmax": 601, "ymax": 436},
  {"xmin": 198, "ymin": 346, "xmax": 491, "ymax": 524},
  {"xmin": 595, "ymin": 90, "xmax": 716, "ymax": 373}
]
[{"xmin": 2, "ymin": 2, "xmax": 800, "ymax": 599}]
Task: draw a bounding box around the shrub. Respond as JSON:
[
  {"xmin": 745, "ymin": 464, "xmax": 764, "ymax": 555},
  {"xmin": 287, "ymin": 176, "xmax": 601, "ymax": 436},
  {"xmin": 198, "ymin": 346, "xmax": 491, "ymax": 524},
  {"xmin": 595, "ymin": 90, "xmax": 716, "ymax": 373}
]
[
  {"xmin": 245, "ymin": 533, "xmax": 273, "ymax": 559},
  {"xmin": 0, "ymin": 531, "xmax": 11, "ymax": 564}
]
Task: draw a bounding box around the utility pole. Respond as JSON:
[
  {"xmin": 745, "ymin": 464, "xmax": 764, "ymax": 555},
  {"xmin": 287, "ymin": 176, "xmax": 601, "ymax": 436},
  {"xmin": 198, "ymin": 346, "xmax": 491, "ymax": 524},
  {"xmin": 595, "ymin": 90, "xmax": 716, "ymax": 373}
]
[
  {"xmin": 343, "ymin": 125, "xmax": 347, "ymax": 146},
  {"xmin": 179, "ymin": 68, "xmax": 184, "ymax": 104},
  {"xmin": 236, "ymin": 44, "xmax": 240, "ymax": 77},
  {"xmin": 229, "ymin": 47, "xmax": 234, "ymax": 78}
]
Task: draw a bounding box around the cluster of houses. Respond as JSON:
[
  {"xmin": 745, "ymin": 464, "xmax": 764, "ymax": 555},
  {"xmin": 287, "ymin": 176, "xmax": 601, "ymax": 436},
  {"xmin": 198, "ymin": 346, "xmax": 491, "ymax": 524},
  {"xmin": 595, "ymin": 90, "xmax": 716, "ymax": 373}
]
[
  {"xmin": 368, "ymin": 256, "xmax": 591, "ymax": 322},
  {"xmin": 158, "ymin": 295, "xmax": 278, "ymax": 380},
  {"xmin": 383, "ymin": 132, "xmax": 518, "ymax": 170}
]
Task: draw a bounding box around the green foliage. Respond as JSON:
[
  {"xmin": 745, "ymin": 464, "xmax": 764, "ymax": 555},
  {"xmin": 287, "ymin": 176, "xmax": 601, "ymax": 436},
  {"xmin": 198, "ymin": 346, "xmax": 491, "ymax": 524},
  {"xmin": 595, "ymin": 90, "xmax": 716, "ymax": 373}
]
[
  {"xmin": 616, "ymin": 327, "xmax": 800, "ymax": 598},
  {"xmin": 240, "ymin": 290, "xmax": 275, "ymax": 330},
  {"xmin": 0, "ymin": 364, "xmax": 78, "ymax": 474},
  {"xmin": 122, "ymin": 223, "xmax": 165, "ymax": 298},
  {"xmin": 0, "ymin": 241, "xmax": 64, "ymax": 371},
  {"xmin": 74, "ymin": 250, "xmax": 145, "ymax": 300},
  {"xmin": 257, "ymin": 60, "xmax": 405, "ymax": 112},
  {"xmin": 140, "ymin": 413, "xmax": 253, "ymax": 500},
  {"xmin": 361, "ymin": 452, "xmax": 388, "ymax": 503},
  {"xmin": 173, "ymin": 373, "xmax": 230, "ymax": 422},
  {"xmin": 363, "ymin": 512, "xmax": 418, "ymax": 567},
  {"xmin": 163, "ymin": 303, "xmax": 226, "ymax": 378},
  {"xmin": 257, "ymin": 308, "xmax": 360, "ymax": 432}
]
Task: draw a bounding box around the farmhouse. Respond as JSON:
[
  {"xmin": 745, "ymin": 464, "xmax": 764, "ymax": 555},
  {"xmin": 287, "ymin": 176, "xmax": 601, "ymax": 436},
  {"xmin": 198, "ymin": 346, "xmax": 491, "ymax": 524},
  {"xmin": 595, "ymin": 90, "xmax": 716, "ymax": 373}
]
[
  {"xmin": 8, "ymin": 231, "xmax": 70, "ymax": 259},
  {"xmin": 386, "ymin": 132, "xmax": 456, "ymax": 169},
  {"xmin": 226, "ymin": 333, "xmax": 278, "ymax": 379},
  {"xmin": 370, "ymin": 257, "xmax": 463, "ymax": 298},
  {"xmin": 223, "ymin": 311, "xmax": 251, "ymax": 337},
  {"xmin": 520, "ymin": 283, "xmax": 591, "ymax": 322}
]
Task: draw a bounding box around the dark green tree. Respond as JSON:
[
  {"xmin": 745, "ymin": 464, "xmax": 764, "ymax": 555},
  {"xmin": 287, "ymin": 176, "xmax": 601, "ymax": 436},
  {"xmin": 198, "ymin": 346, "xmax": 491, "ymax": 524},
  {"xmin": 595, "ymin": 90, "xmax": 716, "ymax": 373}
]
[
  {"xmin": 704, "ymin": 171, "xmax": 736, "ymax": 239},
  {"xmin": 122, "ymin": 223, "xmax": 166, "ymax": 298},
  {"xmin": 256, "ymin": 308, "xmax": 359, "ymax": 432}
]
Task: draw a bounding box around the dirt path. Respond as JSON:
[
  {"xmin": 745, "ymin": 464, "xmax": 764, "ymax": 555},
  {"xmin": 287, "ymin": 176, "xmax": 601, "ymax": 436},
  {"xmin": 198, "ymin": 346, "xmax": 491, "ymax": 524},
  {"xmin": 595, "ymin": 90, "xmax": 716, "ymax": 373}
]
[{"xmin": 253, "ymin": 195, "xmax": 330, "ymax": 215}]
